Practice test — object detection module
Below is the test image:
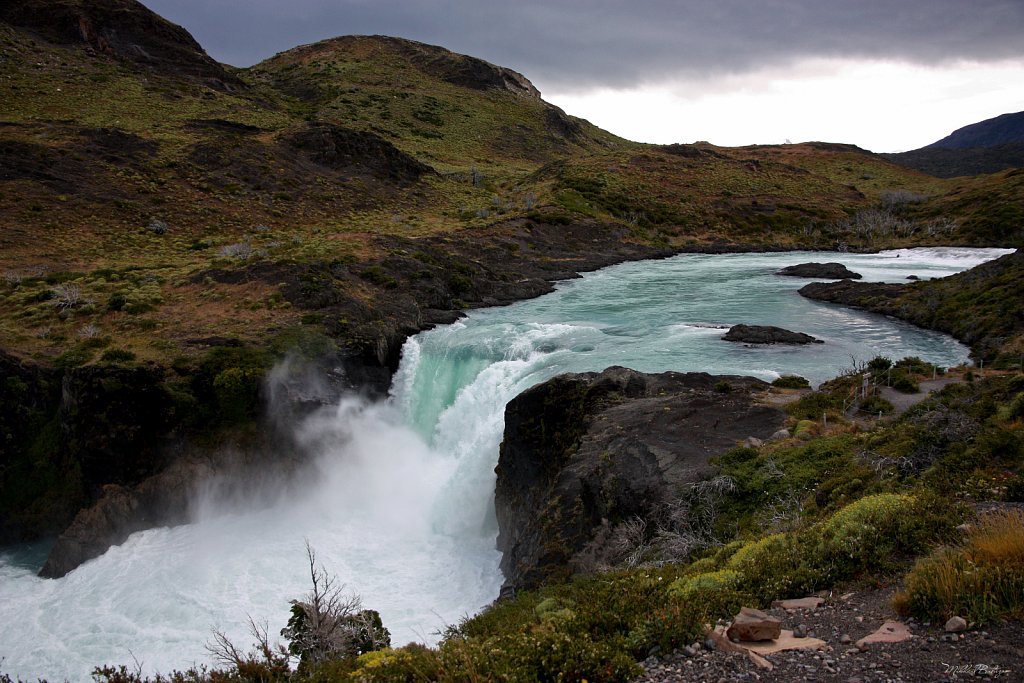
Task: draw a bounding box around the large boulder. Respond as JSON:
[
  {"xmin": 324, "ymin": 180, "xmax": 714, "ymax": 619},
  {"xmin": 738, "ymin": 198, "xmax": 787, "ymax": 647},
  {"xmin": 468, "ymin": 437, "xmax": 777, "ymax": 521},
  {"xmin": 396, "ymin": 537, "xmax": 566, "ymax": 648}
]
[
  {"xmin": 722, "ymin": 324, "xmax": 823, "ymax": 345},
  {"xmin": 494, "ymin": 367, "xmax": 786, "ymax": 591},
  {"xmin": 777, "ymin": 262, "xmax": 862, "ymax": 279}
]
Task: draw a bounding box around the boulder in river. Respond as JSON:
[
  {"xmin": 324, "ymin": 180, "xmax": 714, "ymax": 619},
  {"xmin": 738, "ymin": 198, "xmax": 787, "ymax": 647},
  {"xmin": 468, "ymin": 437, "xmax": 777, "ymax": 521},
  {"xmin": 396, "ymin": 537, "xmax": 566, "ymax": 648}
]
[
  {"xmin": 777, "ymin": 262, "xmax": 862, "ymax": 279},
  {"xmin": 722, "ymin": 324, "xmax": 823, "ymax": 345}
]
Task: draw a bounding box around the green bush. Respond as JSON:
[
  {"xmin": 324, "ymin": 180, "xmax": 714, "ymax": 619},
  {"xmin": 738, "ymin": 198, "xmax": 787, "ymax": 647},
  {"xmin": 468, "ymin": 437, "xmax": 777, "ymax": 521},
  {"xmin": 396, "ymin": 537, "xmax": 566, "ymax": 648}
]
[
  {"xmin": 100, "ymin": 348, "xmax": 136, "ymax": 363},
  {"xmin": 343, "ymin": 645, "xmax": 441, "ymax": 683},
  {"xmin": 106, "ymin": 292, "xmax": 127, "ymax": 311},
  {"xmin": 54, "ymin": 346, "xmax": 96, "ymax": 368},
  {"xmin": 891, "ymin": 373, "xmax": 920, "ymax": 394},
  {"xmin": 867, "ymin": 356, "xmax": 893, "ymax": 371},
  {"xmin": 787, "ymin": 390, "xmax": 844, "ymax": 420},
  {"xmin": 668, "ymin": 569, "xmax": 742, "ymax": 597},
  {"xmin": 359, "ymin": 265, "xmax": 398, "ymax": 289},
  {"xmin": 859, "ymin": 394, "xmax": 895, "ymax": 415},
  {"xmin": 772, "ymin": 375, "xmax": 810, "ymax": 389},
  {"xmin": 212, "ymin": 367, "xmax": 262, "ymax": 423}
]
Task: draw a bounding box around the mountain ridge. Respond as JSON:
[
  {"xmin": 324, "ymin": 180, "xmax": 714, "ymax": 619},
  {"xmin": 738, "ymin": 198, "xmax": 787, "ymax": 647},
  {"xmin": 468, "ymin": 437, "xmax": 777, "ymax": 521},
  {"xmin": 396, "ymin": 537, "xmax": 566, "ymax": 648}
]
[{"xmin": 885, "ymin": 110, "xmax": 1024, "ymax": 178}]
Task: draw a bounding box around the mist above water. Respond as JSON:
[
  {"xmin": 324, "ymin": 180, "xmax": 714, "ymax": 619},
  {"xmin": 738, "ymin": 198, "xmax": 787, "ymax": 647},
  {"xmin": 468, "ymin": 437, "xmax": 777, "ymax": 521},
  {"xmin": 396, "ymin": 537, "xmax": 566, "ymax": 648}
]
[{"xmin": 0, "ymin": 247, "xmax": 1011, "ymax": 681}]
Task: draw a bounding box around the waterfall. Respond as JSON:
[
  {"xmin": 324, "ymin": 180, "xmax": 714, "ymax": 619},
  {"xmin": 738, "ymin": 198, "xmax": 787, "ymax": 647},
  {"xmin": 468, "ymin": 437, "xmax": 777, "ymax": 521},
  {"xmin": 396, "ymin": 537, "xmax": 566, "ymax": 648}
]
[{"xmin": 0, "ymin": 247, "xmax": 1010, "ymax": 682}]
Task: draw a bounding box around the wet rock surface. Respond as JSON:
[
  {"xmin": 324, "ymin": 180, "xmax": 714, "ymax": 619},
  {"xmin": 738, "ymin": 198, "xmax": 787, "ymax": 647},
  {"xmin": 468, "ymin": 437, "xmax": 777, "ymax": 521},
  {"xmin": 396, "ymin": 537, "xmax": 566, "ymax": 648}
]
[{"xmin": 494, "ymin": 367, "xmax": 786, "ymax": 591}]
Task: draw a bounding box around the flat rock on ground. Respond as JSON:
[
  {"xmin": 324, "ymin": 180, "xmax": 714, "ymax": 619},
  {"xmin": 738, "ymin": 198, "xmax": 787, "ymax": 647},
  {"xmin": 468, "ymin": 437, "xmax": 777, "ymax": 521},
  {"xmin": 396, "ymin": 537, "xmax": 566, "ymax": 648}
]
[{"xmin": 634, "ymin": 584, "xmax": 1023, "ymax": 682}]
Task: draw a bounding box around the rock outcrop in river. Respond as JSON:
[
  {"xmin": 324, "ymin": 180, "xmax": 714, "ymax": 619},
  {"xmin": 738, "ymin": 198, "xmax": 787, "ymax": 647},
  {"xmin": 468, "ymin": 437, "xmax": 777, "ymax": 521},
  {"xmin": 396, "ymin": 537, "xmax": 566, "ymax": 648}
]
[
  {"xmin": 776, "ymin": 262, "xmax": 862, "ymax": 279},
  {"xmin": 494, "ymin": 367, "xmax": 786, "ymax": 591},
  {"xmin": 722, "ymin": 324, "xmax": 823, "ymax": 345}
]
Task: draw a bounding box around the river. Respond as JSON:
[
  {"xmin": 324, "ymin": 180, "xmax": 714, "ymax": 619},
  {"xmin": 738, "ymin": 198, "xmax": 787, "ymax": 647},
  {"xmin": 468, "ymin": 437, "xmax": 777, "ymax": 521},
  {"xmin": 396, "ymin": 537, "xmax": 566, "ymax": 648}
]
[{"xmin": 0, "ymin": 247, "xmax": 1011, "ymax": 681}]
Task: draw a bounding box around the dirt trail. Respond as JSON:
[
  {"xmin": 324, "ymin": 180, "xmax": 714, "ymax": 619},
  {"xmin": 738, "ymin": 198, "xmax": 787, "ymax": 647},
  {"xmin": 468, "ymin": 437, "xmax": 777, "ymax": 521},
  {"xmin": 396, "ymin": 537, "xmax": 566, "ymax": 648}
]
[{"xmin": 878, "ymin": 377, "xmax": 962, "ymax": 415}]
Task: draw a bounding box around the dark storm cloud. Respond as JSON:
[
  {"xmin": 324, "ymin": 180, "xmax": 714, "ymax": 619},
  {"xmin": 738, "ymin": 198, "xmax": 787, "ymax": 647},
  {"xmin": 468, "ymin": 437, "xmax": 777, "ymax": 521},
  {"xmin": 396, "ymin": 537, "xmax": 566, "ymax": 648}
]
[{"xmin": 143, "ymin": 0, "xmax": 1024, "ymax": 91}]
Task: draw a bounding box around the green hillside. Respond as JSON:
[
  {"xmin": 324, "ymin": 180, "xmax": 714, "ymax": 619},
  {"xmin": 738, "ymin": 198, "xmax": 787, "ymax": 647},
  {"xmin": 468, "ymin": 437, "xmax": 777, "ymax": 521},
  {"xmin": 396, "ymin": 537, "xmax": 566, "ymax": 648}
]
[{"xmin": 2, "ymin": 1, "xmax": 1020, "ymax": 370}]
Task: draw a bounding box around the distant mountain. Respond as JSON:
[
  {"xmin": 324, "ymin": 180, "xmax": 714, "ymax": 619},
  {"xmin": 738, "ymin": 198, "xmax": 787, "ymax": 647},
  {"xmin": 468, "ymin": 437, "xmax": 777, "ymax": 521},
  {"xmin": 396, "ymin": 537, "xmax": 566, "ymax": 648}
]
[
  {"xmin": 926, "ymin": 111, "xmax": 1024, "ymax": 149},
  {"xmin": 884, "ymin": 111, "xmax": 1024, "ymax": 178}
]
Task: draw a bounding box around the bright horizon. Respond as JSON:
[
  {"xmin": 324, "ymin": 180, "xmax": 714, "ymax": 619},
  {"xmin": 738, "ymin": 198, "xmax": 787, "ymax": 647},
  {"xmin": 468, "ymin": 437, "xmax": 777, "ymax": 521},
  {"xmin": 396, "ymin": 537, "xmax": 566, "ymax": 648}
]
[
  {"xmin": 138, "ymin": 1, "xmax": 1024, "ymax": 153},
  {"xmin": 542, "ymin": 58, "xmax": 1024, "ymax": 153}
]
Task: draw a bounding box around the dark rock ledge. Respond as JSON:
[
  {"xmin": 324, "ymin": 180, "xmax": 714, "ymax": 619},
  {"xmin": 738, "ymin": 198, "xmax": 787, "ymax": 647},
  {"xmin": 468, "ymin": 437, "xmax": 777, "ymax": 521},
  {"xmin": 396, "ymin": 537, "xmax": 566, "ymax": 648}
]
[
  {"xmin": 722, "ymin": 324, "xmax": 824, "ymax": 345},
  {"xmin": 776, "ymin": 262, "xmax": 862, "ymax": 279},
  {"xmin": 494, "ymin": 366, "xmax": 786, "ymax": 592}
]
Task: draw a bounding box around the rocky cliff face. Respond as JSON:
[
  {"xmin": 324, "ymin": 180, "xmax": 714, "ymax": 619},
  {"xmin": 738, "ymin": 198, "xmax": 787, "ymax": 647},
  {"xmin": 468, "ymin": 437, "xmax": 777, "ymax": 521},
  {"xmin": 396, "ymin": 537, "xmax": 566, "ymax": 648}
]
[
  {"xmin": 494, "ymin": 367, "xmax": 787, "ymax": 591},
  {"xmin": 0, "ymin": 0, "xmax": 242, "ymax": 88}
]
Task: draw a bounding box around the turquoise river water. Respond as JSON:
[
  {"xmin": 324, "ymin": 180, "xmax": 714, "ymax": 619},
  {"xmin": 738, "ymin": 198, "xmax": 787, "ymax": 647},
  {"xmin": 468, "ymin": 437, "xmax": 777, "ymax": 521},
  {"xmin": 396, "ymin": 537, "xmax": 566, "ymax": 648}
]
[{"xmin": 0, "ymin": 247, "xmax": 1012, "ymax": 681}]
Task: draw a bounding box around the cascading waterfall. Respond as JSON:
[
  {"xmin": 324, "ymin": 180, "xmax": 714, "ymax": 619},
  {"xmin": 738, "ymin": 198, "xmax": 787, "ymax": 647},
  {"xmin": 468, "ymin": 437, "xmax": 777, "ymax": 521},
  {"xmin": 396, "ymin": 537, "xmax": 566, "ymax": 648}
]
[{"xmin": 0, "ymin": 247, "xmax": 1012, "ymax": 682}]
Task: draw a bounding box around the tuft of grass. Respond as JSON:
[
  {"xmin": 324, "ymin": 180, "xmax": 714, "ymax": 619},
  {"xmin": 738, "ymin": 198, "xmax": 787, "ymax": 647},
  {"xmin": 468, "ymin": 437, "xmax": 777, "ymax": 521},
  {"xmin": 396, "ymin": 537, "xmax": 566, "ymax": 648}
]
[{"xmin": 895, "ymin": 509, "xmax": 1024, "ymax": 625}]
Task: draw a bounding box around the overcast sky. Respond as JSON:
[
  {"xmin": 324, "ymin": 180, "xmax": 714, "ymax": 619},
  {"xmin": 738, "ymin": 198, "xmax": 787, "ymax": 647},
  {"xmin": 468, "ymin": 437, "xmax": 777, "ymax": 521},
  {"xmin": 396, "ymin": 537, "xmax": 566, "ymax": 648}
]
[{"xmin": 142, "ymin": 0, "xmax": 1024, "ymax": 152}]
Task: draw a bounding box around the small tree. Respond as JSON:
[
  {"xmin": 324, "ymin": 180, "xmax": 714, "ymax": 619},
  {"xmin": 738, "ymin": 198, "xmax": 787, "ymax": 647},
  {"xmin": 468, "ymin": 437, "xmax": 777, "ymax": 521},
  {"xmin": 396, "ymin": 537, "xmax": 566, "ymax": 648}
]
[{"xmin": 280, "ymin": 541, "xmax": 391, "ymax": 671}]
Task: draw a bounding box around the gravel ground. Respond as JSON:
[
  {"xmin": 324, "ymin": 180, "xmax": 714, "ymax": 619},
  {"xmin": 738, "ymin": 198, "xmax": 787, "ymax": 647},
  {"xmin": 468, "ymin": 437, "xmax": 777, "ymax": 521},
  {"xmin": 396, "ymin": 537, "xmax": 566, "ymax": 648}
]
[{"xmin": 633, "ymin": 584, "xmax": 1023, "ymax": 682}]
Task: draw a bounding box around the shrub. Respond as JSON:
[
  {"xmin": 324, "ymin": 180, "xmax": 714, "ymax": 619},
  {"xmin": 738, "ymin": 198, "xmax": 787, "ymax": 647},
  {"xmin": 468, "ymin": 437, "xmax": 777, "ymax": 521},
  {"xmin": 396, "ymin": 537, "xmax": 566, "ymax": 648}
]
[
  {"xmin": 859, "ymin": 394, "xmax": 895, "ymax": 415},
  {"xmin": 54, "ymin": 346, "xmax": 96, "ymax": 368},
  {"xmin": 359, "ymin": 265, "xmax": 398, "ymax": 288},
  {"xmin": 100, "ymin": 348, "xmax": 136, "ymax": 363},
  {"xmin": 668, "ymin": 569, "xmax": 742, "ymax": 597},
  {"xmin": 895, "ymin": 509, "xmax": 1024, "ymax": 625},
  {"xmin": 772, "ymin": 375, "xmax": 810, "ymax": 389},
  {"xmin": 714, "ymin": 381, "xmax": 733, "ymax": 393},
  {"xmin": 787, "ymin": 390, "xmax": 844, "ymax": 420},
  {"xmin": 212, "ymin": 366, "xmax": 262, "ymax": 423},
  {"xmin": 106, "ymin": 292, "xmax": 127, "ymax": 311},
  {"xmin": 867, "ymin": 356, "xmax": 893, "ymax": 371},
  {"xmin": 891, "ymin": 373, "xmax": 920, "ymax": 394},
  {"xmin": 442, "ymin": 629, "xmax": 640, "ymax": 683},
  {"xmin": 346, "ymin": 645, "xmax": 441, "ymax": 682}
]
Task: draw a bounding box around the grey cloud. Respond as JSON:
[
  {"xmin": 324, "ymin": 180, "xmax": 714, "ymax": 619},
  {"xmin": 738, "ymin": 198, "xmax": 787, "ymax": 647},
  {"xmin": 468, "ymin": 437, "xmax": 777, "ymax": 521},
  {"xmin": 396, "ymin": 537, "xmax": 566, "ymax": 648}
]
[{"xmin": 143, "ymin": 0, "xmax": 1024, "ymax": 92}]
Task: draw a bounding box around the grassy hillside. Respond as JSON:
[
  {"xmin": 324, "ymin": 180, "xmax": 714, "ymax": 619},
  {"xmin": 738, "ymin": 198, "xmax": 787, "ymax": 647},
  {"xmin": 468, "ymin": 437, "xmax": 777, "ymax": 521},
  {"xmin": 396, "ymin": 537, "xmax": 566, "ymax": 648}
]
[{"xmin": 3, "ymin": 1, "xmax": 1019, "ymax": 370}]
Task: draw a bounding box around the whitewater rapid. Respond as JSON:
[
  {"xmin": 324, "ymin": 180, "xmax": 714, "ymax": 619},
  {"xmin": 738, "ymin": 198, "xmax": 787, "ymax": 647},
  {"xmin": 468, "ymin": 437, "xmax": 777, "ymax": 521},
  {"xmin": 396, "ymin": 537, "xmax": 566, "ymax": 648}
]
[{"xmin": 0, "ymin": 247, "xmax": 1012, "ymax": 681}]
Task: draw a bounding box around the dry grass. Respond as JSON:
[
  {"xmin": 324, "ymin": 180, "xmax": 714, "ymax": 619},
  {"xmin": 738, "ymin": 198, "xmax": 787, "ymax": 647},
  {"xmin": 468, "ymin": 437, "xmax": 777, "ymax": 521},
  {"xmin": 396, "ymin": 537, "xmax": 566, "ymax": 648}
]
[{"xmin": 895, "ymin": 508, "xmax": 1024, "ymax": 624}]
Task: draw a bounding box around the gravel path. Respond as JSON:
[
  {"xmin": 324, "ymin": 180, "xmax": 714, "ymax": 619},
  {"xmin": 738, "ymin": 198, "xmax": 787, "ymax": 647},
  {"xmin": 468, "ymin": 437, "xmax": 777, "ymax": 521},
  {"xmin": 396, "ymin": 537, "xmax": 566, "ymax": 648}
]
[
  {"xmin": 877, "ymin": 377, "xmax": 961, "ymax": 415},
  {"xmin": 633, "ymin": 584, "xmax": 1023, "ymax": 682}
]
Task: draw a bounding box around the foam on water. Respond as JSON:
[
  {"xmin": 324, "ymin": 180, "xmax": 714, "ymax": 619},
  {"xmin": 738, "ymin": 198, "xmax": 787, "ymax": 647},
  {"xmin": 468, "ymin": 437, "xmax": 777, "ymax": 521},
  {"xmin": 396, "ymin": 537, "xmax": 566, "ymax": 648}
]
[{"xmin": 0, "ymin": 247, "xmax": 1012, "ymax": 681}]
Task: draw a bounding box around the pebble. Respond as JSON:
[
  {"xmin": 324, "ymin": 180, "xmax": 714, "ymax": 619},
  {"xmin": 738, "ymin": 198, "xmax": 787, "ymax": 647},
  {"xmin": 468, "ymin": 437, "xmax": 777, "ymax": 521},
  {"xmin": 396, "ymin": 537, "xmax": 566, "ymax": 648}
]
[{"xmin": 945, "ymin": 615, "xmax": 968, "ymax": 633}]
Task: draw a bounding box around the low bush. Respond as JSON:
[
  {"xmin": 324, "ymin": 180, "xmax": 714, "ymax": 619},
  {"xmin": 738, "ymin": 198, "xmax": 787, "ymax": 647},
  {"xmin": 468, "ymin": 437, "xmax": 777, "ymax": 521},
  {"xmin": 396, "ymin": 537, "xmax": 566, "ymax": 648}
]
[
  {"xmin": 891, "ymin": 373, "xmax": 920, "ymax": 394},
  {"xmin": 772, "ymin": 375, "xmax": 810, "ymax": 389},
  {"xmin": 859, "ymin": 394, "xmax": 895, "ymax": 415}
]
